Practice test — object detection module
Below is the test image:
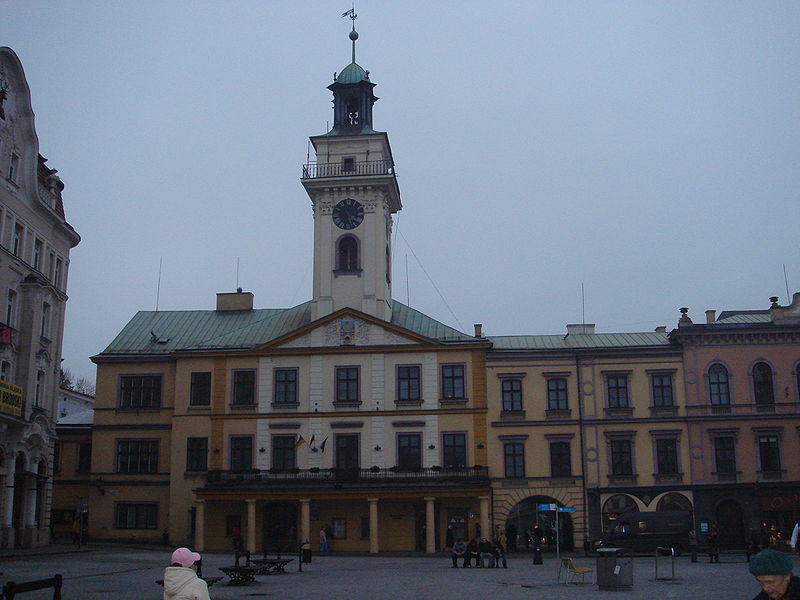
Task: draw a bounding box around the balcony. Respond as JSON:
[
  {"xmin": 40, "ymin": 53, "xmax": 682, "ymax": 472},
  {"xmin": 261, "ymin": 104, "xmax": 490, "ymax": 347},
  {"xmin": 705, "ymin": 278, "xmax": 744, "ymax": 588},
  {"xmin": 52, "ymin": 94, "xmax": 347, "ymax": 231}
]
[
  {"xmin": 204, "ymin": 465, "xmax": 489, "ymax": 490},
  {"xmin": 0, "ymin": 380, "xmax": 24, "ymax": 419},
  {"xmin": 301, "ymin": 160, "xmax": 394, "ymax": 179}
]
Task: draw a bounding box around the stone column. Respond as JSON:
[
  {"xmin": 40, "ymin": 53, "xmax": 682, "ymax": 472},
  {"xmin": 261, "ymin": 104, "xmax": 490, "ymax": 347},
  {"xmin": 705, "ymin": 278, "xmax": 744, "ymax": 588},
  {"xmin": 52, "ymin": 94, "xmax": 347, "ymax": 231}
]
[
  {"xmin": 479, "ymin": 495, "xmax": 490, "ymax": 542},
  {"xmin": 368, "ymin": 497, "xmax": 379, "ymax": 553},
  {"xmin": 195, "ymin": 500, "xmax": 205, "ymax": 552},
  {"xmin": 300, "ymin": 499, "xmax": 311, "ymax": 546},
  {"xmin": 424, "ymin": 497, "xmax": 436, "ymax": 553},
  {"xmin": 246, "ymin": 499, "xmax": 257, "ymax": 553}
]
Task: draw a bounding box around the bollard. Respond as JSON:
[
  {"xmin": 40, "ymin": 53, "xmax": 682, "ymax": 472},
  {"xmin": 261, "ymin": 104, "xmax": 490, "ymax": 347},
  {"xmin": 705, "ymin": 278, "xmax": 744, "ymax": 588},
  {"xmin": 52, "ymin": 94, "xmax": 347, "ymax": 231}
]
[{"xmin": 533, "ymin": 542, "xmax": 543, "ymax": 565}]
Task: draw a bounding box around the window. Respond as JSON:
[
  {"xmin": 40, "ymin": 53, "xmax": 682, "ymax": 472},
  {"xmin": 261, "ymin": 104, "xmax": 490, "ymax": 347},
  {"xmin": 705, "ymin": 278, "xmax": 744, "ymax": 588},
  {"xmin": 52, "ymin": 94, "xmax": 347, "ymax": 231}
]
[
  {"xmin": 503, "ymin": 443, "xmax": 525, "ymax": 479},
  {"xmin": 54, "ymin": 258, "xmax": 63, "ymax": 288},
  {"xmin": 758, "ymin": 435, "xmax": 781, "ymax": 473},
  {"xmin": 332, "ymin": 518, "xmax": 347, "ymax": 539},
  {"xmin": 607, "ymin": 375, "xmax": 629, "ymax": 408},
  {"xmin": 337, "ymin": 236, "xmax": 359, "ymax": 271},
  {"xmin": 186, "ymin": 437, "xmax": 208, "ymax": 471},
  {"xmin": 40, "ymin": 302, "xmax": 50, "ymax": 338},
  {"xmin": 441, "ymin": 365, "xmax": 465, "ymax": 400},
  {"xmin": 708, "ymin": 364, "xmax": 730, "ymax": 405},
  {"xmin": 189, "ymin": 372, "xmax": 211, "ymax": 406},
  {"xmin": 0, "ymin": 361, "xmax": 8, "ymax": 381},
  {"xmin": 442, "ymin": 433, "xmax": 466, "ymax": 468},
  {"xmin": 714, "ymin": 437, "xmax": 736, "ymax": 474},
  {"xmin": 342, "ymin": 157, "xmax": 355, "ymax": 172},
  {"xmin": 550, "ymin": 441, "xmax": 571, "ymax": 477},
  {"xmin": 77, "ymin": 442, "xmax": 92, "ymax": 473},
  {"xmin": 271, "ymin": 435, "xmax": 296, "ymax": 471},
  {"xmin": 397, "ymin": 365, "xmax": 421, "ymax": 402},
  {"xmin": 655, "ymin": 438, "xmax": 679, "ymax": 475},
  {"xmin": 232, "ymin": 369, "xmax": 256, "ymax": 405},
  {"xmin": 34, "ymin": 370, "xmax": 43, "ymax": 407},
  {"xmin": 33, "ymin": 239, "xmax": 42, "ymax": 271},
  {"xmin": 116, "ymin": 440, "xmax": 158, "ymax": 474},
  {"xmin": 651, "ymin": 374, "xmax": 674, "ymax": 407},
  {"xmin": 753, "ymin": 362, "xmax": 774, "ymax": 405},
  {"xmin": 547, "ymin": 378, "xmax": 568, "ymax": 410},
  {"xmin": 610, "ymin": 439, "xmax": 633, "ymax": 475},
  {"xmin": 501, "ymin": 379, "xmax": 522, "ymax": 412},
  {"xmin": 274, "ymin": 368, "xmax": 298, "ymax": 404},
  {"xmin": 230, "ymin": 435, "xmax": 253, "ymax": 471},
  {"xmin": 335, "ymin": 367, "xmax": 359, "ymax": 403},
  {"xmin": 397, "ymin": 433, "xmax": 421, "ymax": 470},
  {"xmin": 119, "ymin": 375, "xmax": 162, "ymax": 408},
  {"xmin": 5, "ymin": 289, "xmax": 16, "ymax": 326},
  {"xmin": 8, "ymin": 153, "xmax": 20, "ymax": 183},
  {"xmin": 12, "ymin": 223, "xmax": 22, "ymax": 256},
  {"xmin": 115, "ymin": 503, "xmax": 157, "ymax": 529}
]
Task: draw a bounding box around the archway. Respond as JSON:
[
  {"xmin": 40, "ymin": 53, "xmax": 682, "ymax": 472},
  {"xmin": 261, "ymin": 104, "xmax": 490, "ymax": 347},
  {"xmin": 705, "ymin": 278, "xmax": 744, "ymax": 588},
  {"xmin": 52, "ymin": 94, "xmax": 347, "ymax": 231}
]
[
  {"xmin": 12, "ymin": 453, "xmax": 25, "ymax": 547},
  {"xmin": 505, "ymin": 495, "xmax": 574, "ymax": 552},
  {"xmin": 656, "ymin": 493, "xmax": 692, "ymax": 512},
  {"xmin": 601, "ymin": 494, "xmax": 638, "ymax": 535},
  {"xmin": 715, "ymin": 499, "xmax": 744, "ymax": 549}
]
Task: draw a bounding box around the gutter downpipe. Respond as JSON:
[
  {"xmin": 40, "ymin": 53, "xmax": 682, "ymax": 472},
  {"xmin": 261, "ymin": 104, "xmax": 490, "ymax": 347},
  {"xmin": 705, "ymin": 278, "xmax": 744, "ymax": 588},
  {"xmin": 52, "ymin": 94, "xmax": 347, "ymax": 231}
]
[{"xmin": 576, "ymin": 350, "xmax": 591, "ymax": 550}]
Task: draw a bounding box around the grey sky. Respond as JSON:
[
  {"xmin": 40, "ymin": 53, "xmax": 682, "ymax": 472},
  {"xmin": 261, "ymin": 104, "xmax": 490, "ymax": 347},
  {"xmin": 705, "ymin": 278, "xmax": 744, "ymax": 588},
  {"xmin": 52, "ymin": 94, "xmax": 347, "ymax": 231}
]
[{"xmin": 3, "ymin": 1, "xmax": 799, "ymax": 383}]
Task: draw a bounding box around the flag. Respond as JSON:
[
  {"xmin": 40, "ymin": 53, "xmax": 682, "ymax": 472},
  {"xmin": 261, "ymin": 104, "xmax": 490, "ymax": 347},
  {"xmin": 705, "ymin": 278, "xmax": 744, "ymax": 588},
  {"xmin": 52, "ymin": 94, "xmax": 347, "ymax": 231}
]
[
  {"xmin": 309, "ymin": 434, "xmax": 316, "ymax": 446},
  {"xmin": 342, "ymin": 8, "xmax": 355, "ymax": 18},
  {"xmin": 295, "ymin": 435, "xmax": 306, "ymax": 449},
  {"xmin": 319, "ymin": 437, "xmax": 328, "ymax": 453}
]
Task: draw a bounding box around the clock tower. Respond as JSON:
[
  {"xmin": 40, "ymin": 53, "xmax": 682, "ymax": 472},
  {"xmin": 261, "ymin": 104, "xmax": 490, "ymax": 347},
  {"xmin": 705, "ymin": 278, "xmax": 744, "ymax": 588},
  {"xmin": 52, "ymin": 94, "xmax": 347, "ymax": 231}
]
[{"xmin": 302, "ymin": 17, "xmax": 401, "ymax": 322}]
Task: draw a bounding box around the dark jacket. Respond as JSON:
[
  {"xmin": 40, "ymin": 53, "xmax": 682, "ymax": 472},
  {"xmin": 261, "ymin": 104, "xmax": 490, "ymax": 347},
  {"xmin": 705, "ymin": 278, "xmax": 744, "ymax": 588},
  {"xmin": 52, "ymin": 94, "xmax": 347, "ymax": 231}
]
[{"xmin": 752, "ymin": 575, "xmax": 800, "ymax": 600}]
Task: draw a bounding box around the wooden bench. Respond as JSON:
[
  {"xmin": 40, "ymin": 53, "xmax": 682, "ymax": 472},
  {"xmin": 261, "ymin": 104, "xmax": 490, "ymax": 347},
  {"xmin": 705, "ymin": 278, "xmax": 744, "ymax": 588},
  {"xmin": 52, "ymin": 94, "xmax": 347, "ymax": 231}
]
[
  {"xmin": 2, "ymin": 574, "xmax": 62, "ymax": 600},
  {"xmin": 250, "ymin": 557, "xmax": 294, "ymax": 574}
]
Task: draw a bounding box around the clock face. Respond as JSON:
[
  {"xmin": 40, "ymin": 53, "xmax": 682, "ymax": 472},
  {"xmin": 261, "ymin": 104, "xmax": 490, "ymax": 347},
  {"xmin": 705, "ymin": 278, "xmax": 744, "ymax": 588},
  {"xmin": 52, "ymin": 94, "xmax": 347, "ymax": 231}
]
[{"xmin": 332, "ymin": 198, "xmax": 364, "ymax": 230}]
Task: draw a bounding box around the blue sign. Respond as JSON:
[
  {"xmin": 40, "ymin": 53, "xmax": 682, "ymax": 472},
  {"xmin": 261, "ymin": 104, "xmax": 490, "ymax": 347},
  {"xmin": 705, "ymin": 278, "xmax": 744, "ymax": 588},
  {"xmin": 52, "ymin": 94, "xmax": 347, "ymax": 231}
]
[
  {"xmin": 558, "ymin": 507, "xmax": 577, "ymax": 513},
  {"xmin": 537, "ymin": 503, "xmax": 557, "ymax": 511}
]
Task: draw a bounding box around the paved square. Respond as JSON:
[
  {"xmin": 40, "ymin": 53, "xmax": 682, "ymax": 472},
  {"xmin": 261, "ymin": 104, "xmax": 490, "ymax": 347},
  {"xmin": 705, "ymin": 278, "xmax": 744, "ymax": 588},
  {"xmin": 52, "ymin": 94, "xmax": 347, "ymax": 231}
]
[{"xmin": 1, "ymin": 546, "xmax": 795, "ymax": 600}]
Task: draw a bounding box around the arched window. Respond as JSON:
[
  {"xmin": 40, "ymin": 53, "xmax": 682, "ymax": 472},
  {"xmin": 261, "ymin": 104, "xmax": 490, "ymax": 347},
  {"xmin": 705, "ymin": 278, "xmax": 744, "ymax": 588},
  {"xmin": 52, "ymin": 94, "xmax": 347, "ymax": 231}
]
[
  {"xmin": 753, "ymin": 362, "xmax": 774, "ymax": 405},
  {"xmin": 337, "ymin": 236, "xmax": 359, "ymax": 272},
  {"xmin": 708, "ymin": 364, "xmax": 730, "ymax": 405},
  {"xmin": 656, "ymin": 492, "xmax": 692, "ymax": 512}
]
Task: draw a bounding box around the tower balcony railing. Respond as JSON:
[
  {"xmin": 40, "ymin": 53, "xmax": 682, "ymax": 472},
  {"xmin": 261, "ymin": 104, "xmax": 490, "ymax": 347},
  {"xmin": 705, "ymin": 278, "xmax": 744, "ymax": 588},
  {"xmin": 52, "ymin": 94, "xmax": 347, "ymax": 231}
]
[
  {"xmin": 205, "ymin": 465, "xmax": 489, "ymax": 489},
  {"xmin": 301, "ymin": 159, "xmax": 395, "ymax": 179}
]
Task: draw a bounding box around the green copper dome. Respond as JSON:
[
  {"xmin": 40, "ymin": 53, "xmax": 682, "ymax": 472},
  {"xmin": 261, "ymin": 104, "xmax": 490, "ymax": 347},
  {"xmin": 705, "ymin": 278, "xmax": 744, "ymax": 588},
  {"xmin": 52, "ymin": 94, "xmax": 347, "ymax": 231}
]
[{"xmin": 337, "ymin": 62, "xmax": 368, "ymax": 84}]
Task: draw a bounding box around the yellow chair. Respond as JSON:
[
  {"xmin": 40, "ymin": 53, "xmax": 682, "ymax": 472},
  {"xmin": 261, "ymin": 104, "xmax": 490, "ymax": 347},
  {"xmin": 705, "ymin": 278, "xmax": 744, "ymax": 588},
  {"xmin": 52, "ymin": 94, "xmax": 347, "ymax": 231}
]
[{"xmin": 559, "ymin": 557, "xmax": 594, "ymax": 584}]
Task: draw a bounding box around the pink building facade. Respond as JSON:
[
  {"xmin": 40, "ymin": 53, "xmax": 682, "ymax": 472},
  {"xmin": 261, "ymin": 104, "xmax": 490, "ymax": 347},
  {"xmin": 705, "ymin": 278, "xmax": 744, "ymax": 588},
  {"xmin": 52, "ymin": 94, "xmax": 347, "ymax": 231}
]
[{"xmin": 671, "ymin": 293, "xmax": 800, "ymax": 548}]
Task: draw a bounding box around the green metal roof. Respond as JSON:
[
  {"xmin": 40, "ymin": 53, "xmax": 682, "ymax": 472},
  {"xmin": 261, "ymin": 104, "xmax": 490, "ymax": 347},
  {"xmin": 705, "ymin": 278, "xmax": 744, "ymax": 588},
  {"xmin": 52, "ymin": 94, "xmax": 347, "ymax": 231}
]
[
  {"xmin": 715, "ymin": 311, "xmax": 771, "ymax": 324},
  {"xmin": 488, "ymin": 331, "xmax": 670, "ymax": 351},
  {"xmin": 95, "ymin": 300, "xmax": 477, "ymax": 359},
  {"xmin": 336, "ymin": 62, "xmax": 368, "ymax": 84}
]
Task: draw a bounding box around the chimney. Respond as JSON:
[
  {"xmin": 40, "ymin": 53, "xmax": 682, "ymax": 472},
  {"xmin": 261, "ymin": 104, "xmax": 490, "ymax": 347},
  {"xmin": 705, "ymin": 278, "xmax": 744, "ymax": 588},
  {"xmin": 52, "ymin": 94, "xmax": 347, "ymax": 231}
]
[
  {"xmin": 566, "ymin": 323, "xmax": 595, "ymax": 335},
  {"xmin": 216, "ymin": 290, "xmax": 254, "ymax": 312},
  {"xmin": 473, "ymin": 323, "xmax": 483, "ymax": 338},
  {"xmin": 705, "ymin": 310, "xmax": 716, "ymax": 324},
  {"xmin": 654, "ymin": 326, "xmax": 666, "ymax": 333}
]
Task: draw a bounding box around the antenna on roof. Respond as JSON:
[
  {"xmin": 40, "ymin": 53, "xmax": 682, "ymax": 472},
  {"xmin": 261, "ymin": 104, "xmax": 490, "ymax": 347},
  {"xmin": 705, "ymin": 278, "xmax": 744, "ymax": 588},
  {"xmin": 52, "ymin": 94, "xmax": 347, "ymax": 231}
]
[
  {"xmin": 155, "ymin": 257, "xmax": 163, "ymax": 312},
  {"xmin": 236, "ymin": 257, "xmax": 240, "ymax": 290},
  {"xmin": 784, "ymin": 264, "xmax": 791, "ymax": 304},
  {"xmin": 405, "ymin": 254, "xmax": 410, "ymax": 306},
  {"xmin": 581, "ymin": 282, "xmax": 586, "ymax": 325}
]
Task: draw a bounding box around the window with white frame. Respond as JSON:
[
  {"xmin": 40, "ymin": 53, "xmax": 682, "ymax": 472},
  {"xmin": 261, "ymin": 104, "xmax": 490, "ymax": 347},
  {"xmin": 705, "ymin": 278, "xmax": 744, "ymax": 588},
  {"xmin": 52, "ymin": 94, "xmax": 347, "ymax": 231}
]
[
  {"xmin": 5, "ymin": 289, "xmax": 16, "ymax": 326},
  {"xmin": 40, "ymin": 302, "xmax": 50, "ymax": 338}
]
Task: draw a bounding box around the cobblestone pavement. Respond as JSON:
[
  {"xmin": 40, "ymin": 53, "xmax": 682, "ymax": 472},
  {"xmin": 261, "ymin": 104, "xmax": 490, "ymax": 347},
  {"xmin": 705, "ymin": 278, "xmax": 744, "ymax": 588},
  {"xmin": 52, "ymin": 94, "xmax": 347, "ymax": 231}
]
[{"xmin": 0, "ymin": 545, "xmax": 795, "ymax": 600}]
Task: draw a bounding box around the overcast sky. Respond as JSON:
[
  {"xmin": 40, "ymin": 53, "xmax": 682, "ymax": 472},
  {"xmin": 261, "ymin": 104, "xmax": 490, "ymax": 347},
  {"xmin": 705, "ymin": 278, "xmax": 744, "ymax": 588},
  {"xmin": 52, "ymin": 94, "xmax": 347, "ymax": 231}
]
[{"xmin": 3, "ymin": 1, "xmax": 799, "ymax": 383}]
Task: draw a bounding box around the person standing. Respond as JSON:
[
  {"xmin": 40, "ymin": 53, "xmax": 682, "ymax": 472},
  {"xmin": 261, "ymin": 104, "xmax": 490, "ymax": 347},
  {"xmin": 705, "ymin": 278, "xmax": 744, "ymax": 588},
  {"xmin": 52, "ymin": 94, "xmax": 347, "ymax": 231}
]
[
  {"xmin": 749, "ymin": 548, "xmax": 800, "ymax": 600},
  {"xmin": 708, "ymin": 524, "xmax": 720, "ymax": 563},
  {"xmin": 163, "ymin": 547, "xmax": 210, "ymax": 600},
  {"xmin": 319, "ymin": 525, "xmax": 328, "ymax": 554}
]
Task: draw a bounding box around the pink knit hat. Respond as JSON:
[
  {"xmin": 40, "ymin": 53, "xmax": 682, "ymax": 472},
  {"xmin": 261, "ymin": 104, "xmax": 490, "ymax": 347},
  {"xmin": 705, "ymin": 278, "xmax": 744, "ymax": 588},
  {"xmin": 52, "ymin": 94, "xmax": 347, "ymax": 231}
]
[{"xmin": 170, "ymin": 547, "xmax": 201, "ymax": 568}]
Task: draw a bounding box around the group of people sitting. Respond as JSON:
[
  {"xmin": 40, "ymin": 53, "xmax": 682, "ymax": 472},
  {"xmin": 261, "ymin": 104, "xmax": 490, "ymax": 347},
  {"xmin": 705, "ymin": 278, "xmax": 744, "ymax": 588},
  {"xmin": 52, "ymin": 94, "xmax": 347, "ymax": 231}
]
[{"xmin": 450, "ymin": 537, "xmax": 507, "ymax": 568}]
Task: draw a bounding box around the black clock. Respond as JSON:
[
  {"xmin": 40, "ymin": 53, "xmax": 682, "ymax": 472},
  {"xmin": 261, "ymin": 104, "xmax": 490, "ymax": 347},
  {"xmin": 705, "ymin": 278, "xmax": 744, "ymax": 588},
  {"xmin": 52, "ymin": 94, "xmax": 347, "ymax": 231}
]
[{"xmin": 332, "ymin": 198, "xmax": 364, "ymax": 230}]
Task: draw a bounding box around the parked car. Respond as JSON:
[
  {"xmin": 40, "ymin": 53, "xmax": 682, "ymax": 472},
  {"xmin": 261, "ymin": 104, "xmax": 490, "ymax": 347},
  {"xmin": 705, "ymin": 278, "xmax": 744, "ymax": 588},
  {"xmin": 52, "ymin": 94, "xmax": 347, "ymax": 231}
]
[{"xmin": 595, "ymin": 510, "xmax": 692, "ymax": 554}]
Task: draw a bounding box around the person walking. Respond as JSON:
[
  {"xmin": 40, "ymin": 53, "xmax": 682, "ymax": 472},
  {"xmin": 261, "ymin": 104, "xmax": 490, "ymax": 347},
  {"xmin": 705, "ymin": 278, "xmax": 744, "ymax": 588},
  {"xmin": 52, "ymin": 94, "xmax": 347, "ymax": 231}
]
[
  {"xmin": 163, "ymin": 547, "xmax": 210, "ymax": 600},
  {"xmin": 708, "ymin": 524, "xmax": 721, "ymax": 563}
]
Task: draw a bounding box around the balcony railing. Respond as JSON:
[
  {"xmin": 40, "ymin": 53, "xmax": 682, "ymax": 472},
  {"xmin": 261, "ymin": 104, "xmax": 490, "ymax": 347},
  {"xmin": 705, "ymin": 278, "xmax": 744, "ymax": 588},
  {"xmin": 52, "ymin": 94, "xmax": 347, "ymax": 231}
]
[
  {"xmin": 205, "ymin": 466, "xmax": 488, "ymax": 488},
  {"xmin": 0, "ymin": 380, "xmax": 24, "ymax": 419},
  {"xmin": 301, "ymin": 160, "xmax": 394, "ymax": 179}
]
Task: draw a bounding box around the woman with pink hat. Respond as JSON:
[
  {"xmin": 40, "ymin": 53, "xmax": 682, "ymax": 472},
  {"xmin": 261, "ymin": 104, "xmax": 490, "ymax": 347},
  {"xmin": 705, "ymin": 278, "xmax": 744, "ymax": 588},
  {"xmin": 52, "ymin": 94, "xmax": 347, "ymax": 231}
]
[{"xmin": 163, "ymin": 547, "xmax": 211, "ymax": 600}]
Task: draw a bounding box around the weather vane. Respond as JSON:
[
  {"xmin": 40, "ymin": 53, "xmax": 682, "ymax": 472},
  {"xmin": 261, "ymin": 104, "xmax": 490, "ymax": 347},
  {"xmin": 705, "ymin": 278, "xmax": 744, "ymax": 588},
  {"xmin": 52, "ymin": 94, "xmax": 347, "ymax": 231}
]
[{"xmin": 342, "ymin": 6, "xmax": 358, "ymax": 64}]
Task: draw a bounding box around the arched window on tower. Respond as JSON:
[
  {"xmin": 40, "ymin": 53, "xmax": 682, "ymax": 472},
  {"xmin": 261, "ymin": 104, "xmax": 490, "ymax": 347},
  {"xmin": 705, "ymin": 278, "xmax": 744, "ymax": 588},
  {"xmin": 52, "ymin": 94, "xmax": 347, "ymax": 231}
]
[
  {"xmin": 337, "ymin": 236, "xmax": 359, "ymax": 272},
  {"xmin": 345, "ymin": 97, "xmax": 360, "ymax": 126}
]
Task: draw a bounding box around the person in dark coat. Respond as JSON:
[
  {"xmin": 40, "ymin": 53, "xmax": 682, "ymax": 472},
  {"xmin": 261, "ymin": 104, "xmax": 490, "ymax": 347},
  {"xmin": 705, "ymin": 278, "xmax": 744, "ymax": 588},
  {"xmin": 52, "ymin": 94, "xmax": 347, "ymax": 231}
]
[
  {"xmin": 749, "ymin": 548, "xmax": 800, "ymax": 600},
  {"xmin": 451, "ymin": 540, "xmax": 467, "ymax": 568},
  {"xmin": 492, "ymin": 540, "xmax": 507, "ymax": 568},
  {"xmin": 478, "ymin": 538, "xmax": 493, "ymax": 567},
  {"xmin": 708, "ymin": 524, "xmax": 720, "ymax": 563},
  {"xmin": 464, "ymin": 537, "xmax": 479, "ymax": 567}
]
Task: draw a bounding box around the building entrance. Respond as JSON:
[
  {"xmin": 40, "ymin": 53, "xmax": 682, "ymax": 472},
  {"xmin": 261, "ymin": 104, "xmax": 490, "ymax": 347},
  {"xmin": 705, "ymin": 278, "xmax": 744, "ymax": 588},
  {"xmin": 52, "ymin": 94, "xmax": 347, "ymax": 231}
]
[
  {"xmin": 262, "ymin": 502, "xmax": 298, "ymax": 554},
  {"xmin": 505, "ymin": 495, "xmax": 574, "ymax": 551}
]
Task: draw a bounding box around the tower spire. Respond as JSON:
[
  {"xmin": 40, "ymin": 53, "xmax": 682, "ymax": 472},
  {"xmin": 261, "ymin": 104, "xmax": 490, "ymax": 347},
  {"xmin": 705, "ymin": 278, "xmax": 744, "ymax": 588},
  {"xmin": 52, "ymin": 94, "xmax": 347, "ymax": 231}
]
[{"xmin": 342, "ymin": 6, "xmax": 358, "ymax": 64}]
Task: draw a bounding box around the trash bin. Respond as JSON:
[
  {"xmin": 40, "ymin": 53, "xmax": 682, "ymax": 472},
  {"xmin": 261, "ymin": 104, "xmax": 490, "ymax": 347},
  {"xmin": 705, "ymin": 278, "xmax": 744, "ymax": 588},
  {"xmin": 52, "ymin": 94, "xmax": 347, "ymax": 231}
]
[
  {"xmin": 596, "ymin": 547, "xmax": 633, "ymax": 591},
  {"xmin": 302, "ymin": 548, "xmax": 312, "ymax": 564}
]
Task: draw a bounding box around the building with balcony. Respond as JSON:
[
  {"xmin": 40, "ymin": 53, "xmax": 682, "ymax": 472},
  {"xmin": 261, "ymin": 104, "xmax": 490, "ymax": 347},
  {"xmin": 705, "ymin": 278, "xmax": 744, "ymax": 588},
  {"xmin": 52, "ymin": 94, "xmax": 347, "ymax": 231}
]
[
  {"xmin": 88, "ymin": 26, "xmax": 491, "ymax": 553},
  {"xmin": 0, "ymin": 47, "xmax": 81, "ymax": 548}
]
